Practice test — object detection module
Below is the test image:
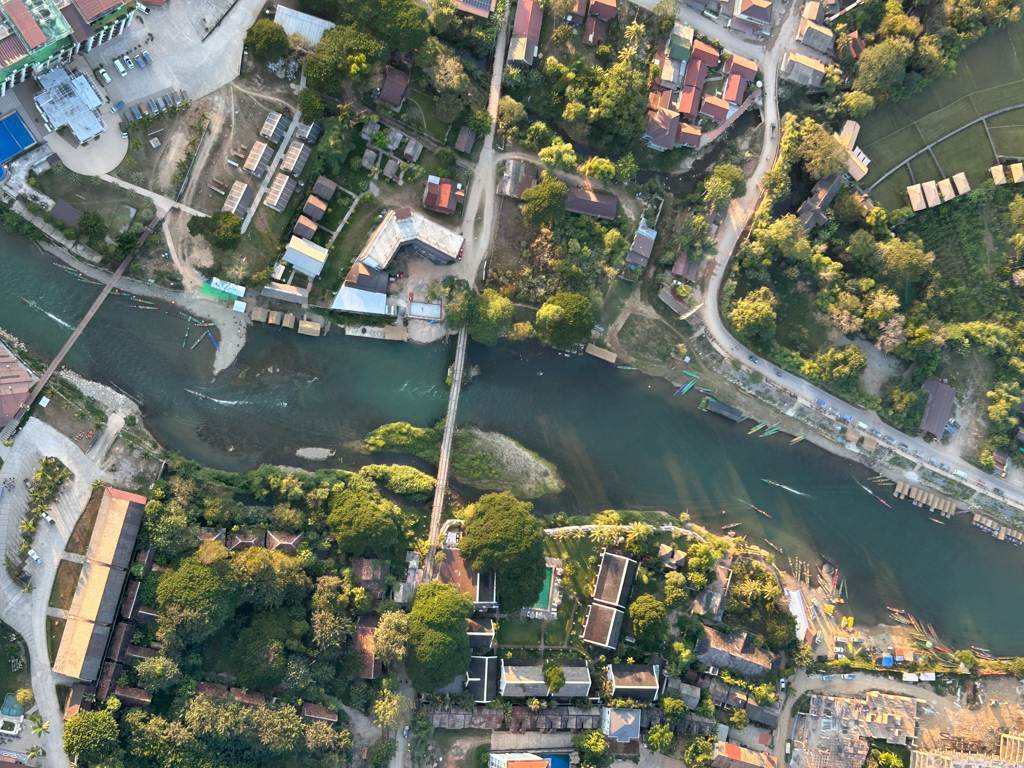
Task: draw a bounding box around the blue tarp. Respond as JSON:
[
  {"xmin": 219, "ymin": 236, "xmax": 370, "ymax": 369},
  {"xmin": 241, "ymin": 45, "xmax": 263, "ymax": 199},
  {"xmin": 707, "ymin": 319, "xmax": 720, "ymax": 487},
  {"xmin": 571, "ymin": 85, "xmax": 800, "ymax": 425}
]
[
  {"xmin": 882, "ymin": 655, "xmax": 894, "ymax": 667},
  {"xmin": 815, "ymin": 399, "xmax": 827, "ymax": 407},
  {"xmin": 843, "ymin": 414, "xmax": 853, "ymax": 422}
]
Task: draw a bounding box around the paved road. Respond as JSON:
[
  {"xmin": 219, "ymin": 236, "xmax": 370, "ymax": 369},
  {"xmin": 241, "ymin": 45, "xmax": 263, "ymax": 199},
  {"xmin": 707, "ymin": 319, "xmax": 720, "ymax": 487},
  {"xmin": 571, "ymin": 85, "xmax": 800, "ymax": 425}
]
[
  {"xmin": 619, "ymin": 0, "xmax": 1024, "ymax": 513},
  {"xmin": 451, "ymin": 1, "xmax": 510, "ymax": 286},
  {"xmin": 0, "ymin": 418, "xmax": 112, "ymax": 768}
]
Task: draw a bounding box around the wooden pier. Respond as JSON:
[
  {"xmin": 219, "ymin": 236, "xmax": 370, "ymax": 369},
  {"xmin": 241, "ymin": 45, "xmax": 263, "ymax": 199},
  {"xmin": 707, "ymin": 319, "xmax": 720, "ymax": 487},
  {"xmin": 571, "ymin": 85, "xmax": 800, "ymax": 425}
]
[{"xmin": 892, "ymin": 481, "xmax": 959, "ymax": 515}]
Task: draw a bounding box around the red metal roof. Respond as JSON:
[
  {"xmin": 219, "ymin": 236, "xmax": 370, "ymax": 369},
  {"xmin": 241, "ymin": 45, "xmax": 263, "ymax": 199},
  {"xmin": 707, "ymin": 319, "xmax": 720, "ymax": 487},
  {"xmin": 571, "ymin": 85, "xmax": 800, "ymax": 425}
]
[
  {"xmin": 690, "ymin": 39, "xmax": 720, "ymax": 66},
  {"xmin": 0, "ymin": 34, "xmax": 27, "ymax": 67},
  {"xmin": 725, "ymin": 55, "xmax": 757, "ymax": 80},
  {"xmin": 677, "ymin": 123, "xmax": 701, "ymax": 148},
  {"xmin": 73, "ymin": 0, "xmax": 123, "ymax": 22},
  {"xmin": 589, "ymin": 0, "xmax": 616, "ymax": 20},
  {"xmin": 6, "ymin": 0, "xmax": 46, "ymax": 50},
  {"xmin": 512, "ymin": 0, "xmax": 542, "ymax": 44},
  {"xmin": 724, "ymin": 73, "xmax": 745, "ymax": 103},
  {"xmin": 683, "ymin": 59, "xmax": 707, "ymax": 90},
  {"xmin": 700, "ymin": 95, "xmax": 730, "ymax": 122},
  {"xmin": 676, "ymin": 86, "xmax": 700, "ymax": 119}
]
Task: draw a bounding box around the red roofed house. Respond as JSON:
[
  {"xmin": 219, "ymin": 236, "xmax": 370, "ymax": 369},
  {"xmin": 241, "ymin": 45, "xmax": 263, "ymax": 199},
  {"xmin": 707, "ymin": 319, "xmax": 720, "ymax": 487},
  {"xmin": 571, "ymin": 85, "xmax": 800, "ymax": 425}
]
[
  {"xmin": 0, "ymin": 342, "xmax": 34, "ymax": 422},
  {"xmin": 226, "ymin": 531, "xmax": 265, "ymax": 551},
  {"xmin": 583, "ymin": 15, "xmax": 608, "ymax": 44},
  {"xmin": 644, "ymin": 103, "xmax": 680, "ymax": 152},
  {"xmin": 423, "ymin": 176, "xmax": 465, "ymax": 214},
  {"xmin": 689, "ymin": 39, "xmax": 720, "ymax": 67},
  {"xmin": 589, "ymin": 0, "xmax": 616, "ymax": 20},
  {"xmin": 356, "ymin": 613, "xmax": 382, "ymax": 679},
  {"xmin": 568, "ymin": 0, "xmax": 589, "ymax": 24},
  {"xmin": 301, "ymin": 703, "xmax": 339, "ymax": 723},
  {"xmin": 265, "ymin": 531, "xmax": 303, "ymax": 555},
  {"xmin": 848, "ymin": 30, "xmax": 865, "ymax": 58},
  {"xmin": 683, "ymin": 59, "xmax": 708, "ymax": 91},
  {"xmin": 197, "ymin": 527, "xmax": 226, "ymax": 544},
  {"xmin": 231, "ymin": 688, "xmax": 266, "ymax": 707},
  {"xmin": 379, "ymin": 66, "xmax": 411, "ymax": 110},
  {"xmin": 700, "ymin": 95, "xmax": 730, "ymax": 123},
  {"xmin": 733, "ymin": 0, "xmax": 773, "ymax": 33},
  {"xmin": 725, "ymin": 54, "xmax": 757, "ymax": 80},
  {"xmin": 507, "ymin": 0, "xmax": 543, "ymax": 66},
  {"xmin": 677, "ymin": 123, "xmax": 702, "ymax": 148},
  {"xmin": 675, "ymin": 86, "xmax": 701, "ymax": 120},
  {"xmin": 724, "ymin": 74, "xmax": 745, "ymax": 104},
  {"xmin": 197, "ymin": 682, "xmax": 229, "ymax": 698}
]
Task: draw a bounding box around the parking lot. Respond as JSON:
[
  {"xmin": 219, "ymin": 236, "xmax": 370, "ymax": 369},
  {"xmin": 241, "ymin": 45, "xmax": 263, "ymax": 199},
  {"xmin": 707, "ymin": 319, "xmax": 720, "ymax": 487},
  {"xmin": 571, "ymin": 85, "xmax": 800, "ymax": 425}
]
[{"xmin": 82, "ymin": 0, "xmax": 266, "ymax": 108}]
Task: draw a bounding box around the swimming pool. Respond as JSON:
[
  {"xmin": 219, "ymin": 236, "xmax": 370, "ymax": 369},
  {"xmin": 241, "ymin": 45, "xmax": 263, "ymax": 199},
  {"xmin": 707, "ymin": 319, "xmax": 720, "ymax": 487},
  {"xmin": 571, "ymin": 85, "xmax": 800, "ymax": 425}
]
[
  {"xmin": 543, "ymin": 754, "xmax": 570, "ymax": 768},
  {"xmin": 532, "ymin": 566, "xmax": 554, "ymax": 610}
]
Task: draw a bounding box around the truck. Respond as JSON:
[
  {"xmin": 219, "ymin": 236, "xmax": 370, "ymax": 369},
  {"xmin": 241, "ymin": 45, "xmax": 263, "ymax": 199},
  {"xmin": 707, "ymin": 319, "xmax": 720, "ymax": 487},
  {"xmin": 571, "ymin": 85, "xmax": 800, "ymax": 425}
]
[{"xmin": 954, "ymin": 469, "xmax": 968, "ymax": 480}]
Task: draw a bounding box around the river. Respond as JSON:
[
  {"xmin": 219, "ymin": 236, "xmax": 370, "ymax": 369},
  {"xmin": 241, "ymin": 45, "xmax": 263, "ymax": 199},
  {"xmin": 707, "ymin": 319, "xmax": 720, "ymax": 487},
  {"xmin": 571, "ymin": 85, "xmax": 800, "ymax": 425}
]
[{"xmin": 3, "ymin": 229, "xmax": 1023, "ymax": 654}]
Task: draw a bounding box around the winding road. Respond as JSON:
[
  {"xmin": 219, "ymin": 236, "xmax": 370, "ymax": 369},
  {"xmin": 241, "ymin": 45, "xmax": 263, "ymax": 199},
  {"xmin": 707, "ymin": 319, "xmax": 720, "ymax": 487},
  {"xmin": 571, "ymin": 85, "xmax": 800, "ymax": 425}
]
[{"xmin": 662, "ymin": 4, "xmax": 1024, "ymax": 512}]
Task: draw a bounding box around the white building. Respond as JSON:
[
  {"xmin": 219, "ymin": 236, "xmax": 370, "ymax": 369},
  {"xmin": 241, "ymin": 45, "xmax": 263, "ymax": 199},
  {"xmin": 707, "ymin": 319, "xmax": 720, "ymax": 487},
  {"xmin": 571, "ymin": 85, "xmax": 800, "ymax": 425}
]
[{"xmin": 282, "ymin": 236, "xmax": 328, "ymax": 278}]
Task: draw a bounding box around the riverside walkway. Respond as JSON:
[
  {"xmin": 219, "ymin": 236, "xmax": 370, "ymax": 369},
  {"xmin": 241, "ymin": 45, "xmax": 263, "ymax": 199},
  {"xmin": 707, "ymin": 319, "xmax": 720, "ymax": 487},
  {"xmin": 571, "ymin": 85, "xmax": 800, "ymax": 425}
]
[
  {"xmin": 0, "ymin": 216, "xmax": 161, "ymax": 442},
  {"xmin": 426, "ymin": 327, "xmax": 468, "ymax": 578}
]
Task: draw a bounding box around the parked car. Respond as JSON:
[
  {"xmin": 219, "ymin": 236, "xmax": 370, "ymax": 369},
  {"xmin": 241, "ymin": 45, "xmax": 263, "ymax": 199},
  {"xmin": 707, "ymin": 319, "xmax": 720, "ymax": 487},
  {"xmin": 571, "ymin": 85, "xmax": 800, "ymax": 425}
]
[
  {"xmin": 97, "ymin": 67, "xmax": 111, "ymax": 83},
  {"xmin": 27, "ymin": 549, "xmax": 41, "ymax": 564},
  {"xmin": 870, "ymin": 429, "xmax": 883, "ymax": 438},
  {"xmin": 143, "ymin": 50, "xmax": 153, "ymax": 66},
  {"xmin": 135, "ymin": 54, "xmax": 146, "ymax": 69},
  {"xmin": 113, "ymin": 58, "xmax": 127, "ymax": 77},
  {"xmin": 41, "ymin": 512, "xmax": 56, "ymax": 526},
  {"xmin": 137, "ymin": 1, "xmax": 150, "ymax": 12},
  {"xmin": 123, "ymin": 54, "xmax": 134, "ymax": 70},
  {"xmin": 111, "ymin": 100, "xmax": 124, "ymax": 113}
]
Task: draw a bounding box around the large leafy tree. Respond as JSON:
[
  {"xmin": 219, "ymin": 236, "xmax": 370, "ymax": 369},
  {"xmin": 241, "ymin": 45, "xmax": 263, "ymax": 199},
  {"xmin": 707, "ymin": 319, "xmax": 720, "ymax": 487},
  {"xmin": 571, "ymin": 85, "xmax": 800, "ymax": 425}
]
[
  {"xmin": 853, "ymin": 37, "xmax": 913, "ymax": 96},
  {"xmin": 407, "ymin": 582, "xmax": 472, "ymax": 691},
  {"xmin": 156, "ymin": 542, "xmax": 239, "ymax": 653},
  {"xmin": 374, "ymin": 0, "xmax": 429, "ymax": 50},
  {"xmin": 305, "ymin": 26, "xmax": 385, "ymax": 94},
  {"xmin": 522, "ymin": 173, "xmax": 568, "ymax": 227},
  {"xmin": 459, "ymin": 492, "xmax": 546, "ymax": 612},
  {"xmin": 589, "ymin": 60, "xmax": 649, "ymax": 142},
  {"xmin": 799, "ymin": 120, "xmax": 849, "ymax": 180},
  {"xmin": 326, "ymin": 474, "xmax": 405, "ymax": 557},
  {"xmin": 629, "ymin": 594, "xmax": 667, "ymax": 649},
  {"xmin": 704, "ymin": 164, "xmax": 746, "ymax": 211},
  {"xmin": 245, "ymin": 20, "xmax": 290, "ymax": 62},
  {"xmin": 64, "ymin": 709, "xmax": 120, "ymax": 767},
  {"xmin": 728, "ymin": 286, "xmax": 777, "ymax": 350},
  {"xmin": 536, "ymin": 292, "xmax": 595, "ymax": 346}
]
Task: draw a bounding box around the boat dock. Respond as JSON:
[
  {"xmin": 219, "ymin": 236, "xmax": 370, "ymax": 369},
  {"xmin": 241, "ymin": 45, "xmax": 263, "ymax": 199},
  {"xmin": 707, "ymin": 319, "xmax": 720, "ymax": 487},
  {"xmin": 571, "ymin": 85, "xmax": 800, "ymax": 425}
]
[
  {"xmin": 972, "ymin": 512, "xmax": 1024, "ymax": 544},
  {"xmin": 892, "ymin": 482, "xmax": 959, "ymax": 516},
  {"xmin": 701, "ymin": 398, "xmax": 745, "ymax": 422}
]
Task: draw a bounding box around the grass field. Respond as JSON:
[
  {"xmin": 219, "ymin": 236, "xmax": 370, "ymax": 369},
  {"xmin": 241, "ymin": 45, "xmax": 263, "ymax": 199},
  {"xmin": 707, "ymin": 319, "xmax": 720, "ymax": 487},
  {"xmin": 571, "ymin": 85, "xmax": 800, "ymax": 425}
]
[
  {"xmin": 860, "ymin": 20, "xmax": 1024, "ymax": 203},
  {"xmin": 0, "ymin": 624, "xmax": 30, "ymax": 699},
  {"xmin": 49, "ymin": 560, "xmax": 82, "ymax": 611},
  {"xmin": 66, "ymin": 487, "xmax": 102, "ymax": 555}
]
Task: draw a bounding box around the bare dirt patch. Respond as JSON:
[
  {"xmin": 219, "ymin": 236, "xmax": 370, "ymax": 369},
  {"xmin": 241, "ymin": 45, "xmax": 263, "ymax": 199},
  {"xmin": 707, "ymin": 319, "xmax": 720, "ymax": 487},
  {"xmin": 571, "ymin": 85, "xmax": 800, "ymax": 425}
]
[
  {"xmin": 459, "ymin": 426, "xmax": 565, "ymax": 499},
  {"xmin": 49, "ymin": 560, "xmax": 83, "ymax": 611}
]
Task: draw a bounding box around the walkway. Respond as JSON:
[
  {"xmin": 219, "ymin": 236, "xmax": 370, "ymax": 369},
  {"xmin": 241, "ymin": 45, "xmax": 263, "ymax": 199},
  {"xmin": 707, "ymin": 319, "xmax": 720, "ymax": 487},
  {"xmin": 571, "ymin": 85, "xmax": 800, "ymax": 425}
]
[
  {"xmin": 98, "ymin": 174, "xmax": 208, "ymax": 218},
  {"xmin": 426, "ymin": 327, "xmax": 469, "ymax": 577},
  {"xmin": 867, "ymin": 103, "xmax": 1024, "ymax": 191}
]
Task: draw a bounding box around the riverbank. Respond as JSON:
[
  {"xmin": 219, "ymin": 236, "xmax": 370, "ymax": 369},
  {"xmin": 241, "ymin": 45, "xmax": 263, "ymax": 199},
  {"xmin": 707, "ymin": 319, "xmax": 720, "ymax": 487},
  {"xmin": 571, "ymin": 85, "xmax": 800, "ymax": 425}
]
[{"xmin": 37, "ymin": 240, "xmax": 247, "ymax": 376}]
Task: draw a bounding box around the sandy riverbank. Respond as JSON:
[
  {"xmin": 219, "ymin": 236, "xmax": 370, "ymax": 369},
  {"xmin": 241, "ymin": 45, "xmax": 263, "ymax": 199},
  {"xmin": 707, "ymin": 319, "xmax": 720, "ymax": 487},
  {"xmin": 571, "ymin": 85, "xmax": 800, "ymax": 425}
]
[{"xmin": 39, "ymin": 241, "xmax": 247, "ymax": 376}]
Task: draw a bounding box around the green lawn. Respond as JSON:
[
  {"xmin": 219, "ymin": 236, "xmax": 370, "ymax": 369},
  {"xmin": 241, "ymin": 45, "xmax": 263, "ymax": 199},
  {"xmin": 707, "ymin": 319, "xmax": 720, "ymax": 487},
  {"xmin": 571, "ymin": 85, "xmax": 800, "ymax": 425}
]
[
  {"xmin": 990, "ymin": 124, "xmax": 1024, "ymax": 157},
  {"xmin": 544, "ymin": 537, "xmax": 600, "ymax": 599},
  {"xmin": 32, "ymin": 170, "xmax": 154, "ymax": 240},
  {"xmin": 46, "ymin": 618, "xmax": 64, "ymax": 667},
  {"xmin": 860, "ymin": 20, "xmax": 1024, "ymax": 193},
  {"xmin": 909, "ymin": 152, "xmax": 941, "ymax": 184},
  {"xmin": 497, "ymin": 618, "xmax": 544, "ymax": 645},
  {"xmin": 543, "ymin": 598, "xmax": 574, "ymax": 645},
  {"xmin": 601, "ymin": 279, "xmax": 633, "ymax": 330},
  {"xmin": 0, "ymin": 624, "xmax": 31, "ymax": 698},
  {"xmin": 49, "ymin": 560, "xmax": 82, "ymax": 611},
  {"xmin": 871, "ymin": 165, "xmax": 914, "ymax": 212},
  {"xmin": 931, "ymin": 123, "xmax": 997, "ymax": 188},
  {"xmin": 314, "ymin": 197, "xmax": 384, "ymax": 294}
]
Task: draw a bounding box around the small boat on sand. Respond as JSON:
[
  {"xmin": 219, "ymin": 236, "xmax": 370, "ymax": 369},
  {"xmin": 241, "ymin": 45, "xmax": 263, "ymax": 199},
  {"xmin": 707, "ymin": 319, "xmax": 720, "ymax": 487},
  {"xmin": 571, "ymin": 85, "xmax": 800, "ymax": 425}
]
[
  {"xmin": 683, "ymin": 370, "xmax": 700, "ymax": 379},
  {"xmin": 790, "ymin": 435, "xmax": 806, "ymax": 444},
  {"xmin": 748, "ymin": 422, "xmax": 766, "ymax": 434}
]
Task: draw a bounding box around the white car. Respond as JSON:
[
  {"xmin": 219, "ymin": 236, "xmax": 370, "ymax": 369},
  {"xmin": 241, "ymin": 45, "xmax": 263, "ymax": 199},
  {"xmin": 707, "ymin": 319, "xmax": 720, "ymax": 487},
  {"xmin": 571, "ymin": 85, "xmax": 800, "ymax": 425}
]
[
  {"xmin": 27, "ymin": 549, "xmax": 41, "ymax": 564},
  {"xmin": 41, "ymin": 512, "xmax": 56, "ymax": 526},
  {"xmin": 123, "ymin": 54, "xmax": 134, "ymax": 70}
]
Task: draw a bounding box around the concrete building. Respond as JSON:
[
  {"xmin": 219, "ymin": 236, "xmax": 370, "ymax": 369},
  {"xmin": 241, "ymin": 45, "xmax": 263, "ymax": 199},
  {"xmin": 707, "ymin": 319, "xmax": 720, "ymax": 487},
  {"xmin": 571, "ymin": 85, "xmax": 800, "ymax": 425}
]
[
  {"xmin": 282, "ymin": 235, "xmax": 328, "ymax": 278},
  {"xmin": 695, "ymin": 626, "xmax": 778, "ymax": 678},
  {"xmin": 497, "ymin": 158, "xmax": 538, "ymax": 198},
  {"xmin": 792, "ymin": 693, "xmax": 919, "ymax": 768},
  {"xmin": 602, "ymin": 708, "xmax": 641, "ymax": 742},
  {"xmin": 260, "ymin": 111, "xmax": 290, "ymax": 144},
  {"xmin": 566, "ymin": 188, "xmax": 617, "ymax": 219},
  {"xmin": 34, "ymin": 67, "xmax": 104, "ymax": 142},
  {"xmin": 264, "ymin": 173, "xmax": 297, "ymax": 213},
  {"xmin": 0, "ymin": 0, "xmax": 135, "ymax": 99},
  {"xmin": 280, "ymin": 141, "xmax": 312, "ymax": 176},
  {"xmin": 626, "ymin": 222, "xmax": 657, "ymax": 267},
  {"xmin": 379, "ymin": 66, "xmax": 411, "ymax": 110},
  {"xmin": 242, "ymin": 141, "xmax": 273, "ymax": 178},
  {"xmin": 607, "ymin": 664, "xmax": 660, "ymax": 701},
  {"xmin": 713, "ymin": 742, "xmax": 778, "ymax": 768},
  {"xmin": 920, "ymin": 378, "xmax": 954, "ymax": 438},
  {"xmin": 581, "ymin": 548, "xmax": 637, "ymax": 649},
  {"xmin": 781, "ymin": 51, "xmax": 826, "ymax": 87}
]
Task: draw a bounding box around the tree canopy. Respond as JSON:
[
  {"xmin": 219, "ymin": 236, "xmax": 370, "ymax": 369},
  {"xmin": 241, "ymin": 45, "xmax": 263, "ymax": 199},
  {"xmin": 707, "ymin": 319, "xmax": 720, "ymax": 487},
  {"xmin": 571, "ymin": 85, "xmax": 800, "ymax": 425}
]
[
  {"xmin": 407, "ymin": 582, "xmax": 473, "ymax": 691},
  {"xmin": 536, "ymin": 292, "xmax": 595, "ymax": 346},
  {"xmin": 459, "ymin": 492, "xmax": 546, "ymax": 613},
  {"xmin": 245, "ymin": 20, "xmax": 290, "ymax": 62}
]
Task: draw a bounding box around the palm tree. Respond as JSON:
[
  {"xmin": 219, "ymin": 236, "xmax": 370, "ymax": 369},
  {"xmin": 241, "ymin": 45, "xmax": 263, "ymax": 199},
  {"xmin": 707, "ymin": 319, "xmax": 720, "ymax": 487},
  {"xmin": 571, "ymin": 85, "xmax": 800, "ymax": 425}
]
[
  {"xmin": 19, "ymin": 519, "xmax": 35, "ymax": 535},
  {"xmin": 25, "ymin": 745, "xmax": 41, "ymax": 761},
  {"xmin": 624, "ymin": 21, "xmax": 645, "ymax": 45},
  {"xmin": 617, "ymin": 44, "xmax": 638, "ymax": 63},
  {"xmin": 30, "ymin": 721, "xmax": 49, "ymax": 736}
]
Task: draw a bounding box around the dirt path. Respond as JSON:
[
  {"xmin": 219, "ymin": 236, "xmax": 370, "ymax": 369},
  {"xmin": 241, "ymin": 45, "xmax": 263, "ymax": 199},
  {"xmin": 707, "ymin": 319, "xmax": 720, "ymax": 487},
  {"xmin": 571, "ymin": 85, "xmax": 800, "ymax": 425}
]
[{"xmin": 445, "ymin": 736, "xmax": 492, "ymax": 768}]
